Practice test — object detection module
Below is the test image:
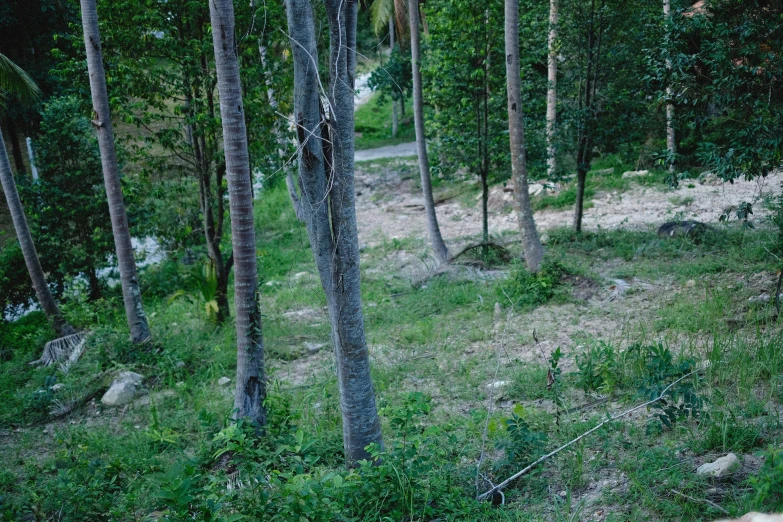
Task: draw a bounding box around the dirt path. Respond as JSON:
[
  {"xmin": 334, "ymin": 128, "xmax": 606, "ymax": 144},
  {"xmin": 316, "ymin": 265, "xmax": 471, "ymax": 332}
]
[
  {"xmin": 355, "ymin": 142, "xmax": 417, "ymax": 162},
  {"xmin": 354, "ymin": 161, "xmax": 781, "ymax": 247}
]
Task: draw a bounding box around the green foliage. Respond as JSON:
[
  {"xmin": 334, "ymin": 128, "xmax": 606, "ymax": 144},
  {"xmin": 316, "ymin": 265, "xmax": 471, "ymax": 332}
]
[
  {"xmin": 353, "ymin": 92, "xmax": 415, "ymax": 150},
  {"xmin": 655, "ymin": 0, "xmax": 783, "ymax": 180},
  {"xmin": 21, "ymin": 95, "xmax": 115, "ymax": 300},
  {"xmin": 576, "ymin": 342, "xmax": 623, "ymax": 394},
  {"xmin": 501, "ymin": 261, "xmax": 569, "ymax": 308},
  {"xmin": 492, "ymin": 404, "xmax": 548, "ymax": 473},
  {"xmin": 751, "ymin": 448, "xmax": 783, "ymax": 512},
  {"xmin": 170, "ymin": 260, "xmax": 221, "ymax": 323}
]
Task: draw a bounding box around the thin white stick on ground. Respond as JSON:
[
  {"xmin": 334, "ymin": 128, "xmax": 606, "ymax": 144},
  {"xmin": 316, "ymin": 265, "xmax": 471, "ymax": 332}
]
[{"xmin": 476, "ymin": 369, "xmax": 699, "ymax": 501}]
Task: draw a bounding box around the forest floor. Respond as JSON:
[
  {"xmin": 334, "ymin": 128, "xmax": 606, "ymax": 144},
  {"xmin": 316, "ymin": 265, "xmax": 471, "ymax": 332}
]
[{"xmin": 2, "ymin": 160, "xmax": 783, "ymax": 521}]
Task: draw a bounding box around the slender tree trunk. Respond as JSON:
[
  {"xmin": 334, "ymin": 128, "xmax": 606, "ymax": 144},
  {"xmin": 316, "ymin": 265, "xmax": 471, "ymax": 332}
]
[
  {"xmin": 408, "ymin": 0, "xmax": 449, "ymax": 263},
  {"xmin": 79, "ymin": 0, "xmax": 151, "ymax": 343},
  {"xmin": 287, "ymin": 0, "xmax": 383, "ymax": 465},
  {"xmin": 664, "ymin": 0, "xmax": 675, "ymax": 172},
  {"xmin": 88, "ymin": 264, "xmax": 102, "ymax": 301},
  {"xmin": 209, "ymin": 0, "xmax": 266, "ymax": 427},
  {"xmin": 26, "ymin": 138, "xmax": 39, "ymax": 181},
  {"xmin": 0, "ymin": 126, "xmax": 74, "ymax": 337},
  {"xmin": 5, "ymin": 118, "xmax": 26, "ymax": 176},
  {"xmin": 505, "ymin": 0, "xmax": 544, "ymax": 272},
  {"xmin": 546, "ymin": 0, "xmax": 559, "ymax": 179},
  {"xmin": 389, "ymin": 18, "xmax": 398, "ymax": 138}
]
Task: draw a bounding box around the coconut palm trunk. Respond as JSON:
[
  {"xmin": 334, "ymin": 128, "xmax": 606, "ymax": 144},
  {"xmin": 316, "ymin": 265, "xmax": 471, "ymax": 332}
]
[
  {"xmin": 546, "ymin": 0, "xmax": 558, "ymax": 178},
  {"xmin": 79, "ymin": 0, "xmax": 150, "ymax": 343},
  {"xmin": 208, "ymin": 0, "xmax": 266, "ymax": 427},
  {"xmin": 389, "ymin": 18, "xmax": 399, "ymax": 138},
  {"xmin": 505, "ymin": 0, "xmax": 545, "ymax": 272},
  {"xmin": 664, "ymin": 0, "xmax": 675, "ymax": 172},
  {"xmin": 408, "ymin": 0, "xmax": 449, "ymax": 264},
  {"xmin": 286, "ymin": 0, "xmax": 384, "ymax": 464},
  {"xmin": 0, "ymin": 127, "xmax": 75, "ymax": 337}
]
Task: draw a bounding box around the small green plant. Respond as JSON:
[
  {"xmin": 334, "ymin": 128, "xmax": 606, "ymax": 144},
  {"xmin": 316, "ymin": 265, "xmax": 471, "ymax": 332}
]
[
  {"xmin": 502, "ymin": 261, "xmax": 569, "ymax": 309},
  {"xmin": 492, "ymin": 404, "xmax": 547, "ymax": 473},
  {"xmin": 169, "ymin": 260, "xmax": 220, "ymax": 322},
  {"xmin": 576, "ymin": 342, "xmax": 623, "ymax": 393},
  {"xmin": 751, "ymin": 448, "xmax": 783, "ymax": 511}
]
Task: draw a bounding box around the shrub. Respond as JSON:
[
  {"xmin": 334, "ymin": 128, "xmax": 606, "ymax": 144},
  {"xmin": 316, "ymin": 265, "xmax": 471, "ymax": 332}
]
[{"xmin": 501, "ymin": 261, "xmax": 569, "ymax": 308}]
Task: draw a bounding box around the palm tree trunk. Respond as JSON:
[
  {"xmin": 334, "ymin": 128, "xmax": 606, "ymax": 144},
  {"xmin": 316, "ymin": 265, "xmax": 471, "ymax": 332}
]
[
  {"xmin": 546, "ymin": 0, "xmax": 559, "ymax": 179},
  {"xmin": 389, "ymin": 18, "xmax": 398, "ymax": 138},
  {"xmin": 664, "ymin": 0, "xmax": 675, "ymax": 173},
  {"xmin": 408, "ymin": 0, "xmax": 449, "ymax": 264},
  {"xmin": 79, "ymin": 0, "xmax": 151, "ymax": 344},
  {"xmin": 287, "ymin": 0, "xmax": 384, "ymax": 465},
  {"xmin": 5, "ymin": 118, "xmax": 26, "ymax": 176},
  {"xmin": 505, "ymin": 0, "xmax": 545, "ymax": 272},
  {"xmin": 208, "ymin": 0, "xmax": 266, "ymax": 427},
  {"xmin": 0, "ymin": 125, "xmax": 74, "ymax": 337}
]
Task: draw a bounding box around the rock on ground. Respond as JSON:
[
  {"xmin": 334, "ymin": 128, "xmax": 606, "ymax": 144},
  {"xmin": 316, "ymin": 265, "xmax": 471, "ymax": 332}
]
[
  {"xmin": 101, "ymin": 371, "xmax": 144, "ymax": 406},
  {"xmin": 218, "ymin": 377, "xmax": 231, "ymax": 386},
  {"xmin": 696, "ymin": 453, "xmax": 741, "ymax": 478}
]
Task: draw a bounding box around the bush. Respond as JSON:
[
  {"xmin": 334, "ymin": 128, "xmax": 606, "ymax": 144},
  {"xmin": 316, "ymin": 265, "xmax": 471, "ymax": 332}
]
[{"xmin": 501, "ymin": 261, "xmax": 569, "ymax": 308}]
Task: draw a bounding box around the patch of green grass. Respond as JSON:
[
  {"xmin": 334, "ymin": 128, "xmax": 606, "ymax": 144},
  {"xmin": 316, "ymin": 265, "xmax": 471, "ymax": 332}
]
[{"xmin": 354, "ymin": 93, "xmax": 415, "ymax": 150}]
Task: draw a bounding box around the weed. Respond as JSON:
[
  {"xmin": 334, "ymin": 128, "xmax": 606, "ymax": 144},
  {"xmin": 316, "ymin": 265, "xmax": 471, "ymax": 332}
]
[{"xmin": 501, "ymin": 261, "xmax": 570, "ymax": 309}]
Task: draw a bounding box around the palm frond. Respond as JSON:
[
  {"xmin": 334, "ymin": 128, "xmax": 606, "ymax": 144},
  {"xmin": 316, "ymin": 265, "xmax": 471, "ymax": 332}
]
[
  {"xmin": 369, "ymin": 0, "xmax": 396, "ymax": 36},
  {"xmin": 0, "ymin": 52, "xmax": 42, "ymax": 107}
]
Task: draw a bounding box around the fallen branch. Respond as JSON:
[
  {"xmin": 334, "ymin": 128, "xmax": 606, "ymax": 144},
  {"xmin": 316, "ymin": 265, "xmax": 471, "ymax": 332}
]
[
  {"xmin": 670, "ymin": 488, "xmax": 729, "ymax": 515},
  {"xmin": 476, "ymin": 369, "xmax": 699, "ymax": 501}
]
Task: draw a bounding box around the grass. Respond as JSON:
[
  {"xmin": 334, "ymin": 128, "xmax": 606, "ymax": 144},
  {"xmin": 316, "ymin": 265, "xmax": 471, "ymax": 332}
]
[
  {"xmin": 532, "ymin": 155, "xmax": 667, "ymax": 211},
  {"xmin": 2, "ymin": 172, "xmax": 783, "ymax": 520},
  {"xmin": 354, "ymin": 92, "xmax": 416, "ymax": 150}
]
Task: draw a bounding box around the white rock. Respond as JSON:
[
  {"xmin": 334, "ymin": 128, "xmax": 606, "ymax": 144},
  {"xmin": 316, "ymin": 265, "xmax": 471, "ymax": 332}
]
[
  {"xmin": 696, "ymin": 453, "xmax": 740, "ymax": 477},
  {"xmin": 50, "ymin": 383, "xmax": 65, "ymax": 392},
  {"xmin": 304, "ymin": 342, "xmax": 327, "ymax": 353},
  {"xmin": 486, "ymin": 381, "xmax": 508, "ymax": 389},
  {"xmin": 101, "ymin": 371, "xmax": 144, "ymax": 406},
  {"xmin": 218, "ymin": 377, "xmax": 231, "ymax": 386},
  {"xmin": 175, "ymin": 361, "xmax": 185, "ymax": 369},
  {"xmin": 528, "ymin": 183, "xmax": 544, "ymax": 196},
  {"xmin": 540, "ymin": 234, "xmax": 549, "ymax": 245},
  {"xmin": 175, "ymin": 381, "xmax": 186, "ymax": 388},
  {"xmin": 748, "ymin": 294, "xmax": 771, "ymax": 305},
  {"xmin": 622, "ymin": 170, "xmax": 648, "ymax": 178},
  {"xmin": 292, "ymin": 272, "xmax": 311, "ymax": 283},
  {"xmin": 101, "ymin": 381, "xmax": 138, "ymax": 406}
]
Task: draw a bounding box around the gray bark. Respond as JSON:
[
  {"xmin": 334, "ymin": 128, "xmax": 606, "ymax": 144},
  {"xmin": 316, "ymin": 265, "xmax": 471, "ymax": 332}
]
[
  {"xmin": 25, "ymin": 138, "xmax": 39, "ymax": 181},
  {"xmin": 664, "ymin": 0, "xmax": 675, "ymax": 172},
  {"xmin": 286, "ymin": 0, "xmax": 383, "ymax": 465},
  {"xmin": 408, "ymin": 0, "xmax": 449, "ymax": 264},
  {"xmin": 79, "ymin": 0, "xmax": 151, "ymax": 343},
  {"xmin": 505, "ymin": 0, "xmax": 544, "ymax": 272},
  {"xmin": 546, "ymin": 0, "xmax": 558, "ymax": 179},
  {"xmin": 209, "ymin": 0, "xmax": 266, "ymax": 427},
  {"xmin": 0, "ymin": 125, "xmax": 74, "ymax": 337}
]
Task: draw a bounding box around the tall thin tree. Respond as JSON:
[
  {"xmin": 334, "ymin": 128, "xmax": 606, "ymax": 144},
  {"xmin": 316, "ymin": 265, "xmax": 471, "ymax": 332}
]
[
  {"xmin": 79, "ymin": 0, "xmax": 150, "ymax": 343},
  {"xmin": 505, "ymin": 0, "xmax": 545, "ymax": 272},
  {"xmin": 408, "ymin": 0, "xmax": 449, "ymax": 264},
  {"xmin": 546, "ymin": 0, "xmax": 559, "ymax": 178},
  {"xmin": 663, "ymin": 0, "xmax": 675, "ymax": 172},
  {"xmin": 0, "ymin": 53, "xmax": 75, "ymax": 336},
  {"xmin": 208, "ymin": 0, "xmax": 266, "ymax": 426},
  {"xmin": 286, "ymin": 0, "xmax": 384, "ymax": 464}
]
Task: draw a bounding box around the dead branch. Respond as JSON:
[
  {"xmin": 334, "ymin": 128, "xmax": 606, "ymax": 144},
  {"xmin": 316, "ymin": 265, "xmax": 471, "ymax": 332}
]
[
  {"xmin": 476, "ymin": 369, "xmax": 700, "ymax": 502},
  {"xmin": 670, "ymin": 489, "xmax": 730, "ymax": 515}
]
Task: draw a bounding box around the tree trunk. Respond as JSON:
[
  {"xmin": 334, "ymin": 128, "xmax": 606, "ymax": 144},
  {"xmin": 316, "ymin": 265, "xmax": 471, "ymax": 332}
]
[
  {"xmin": 5, "ymin": 118, "xmax": 26, "ymax": 176},
  {"xmin": 286, "ymin": 0, "xmax": 384, "ymax": 465},
  {"xmin": 664, "ymin": 0, "xmax": 675, "ymax": 172},
  {"xmin": 408, "ymin": 0, "xmax": 449, "ymax": 263},
  {"xmin": 88, "ymin": 264, "xmax": 102, "ymax": 301},
  {"xmin": 209, "ymin": 0, "xmax": 266, "ymax": 427},
  {"xmin": 546, "ymin": 0, "xmax": 558, "ymax": 179},
  {"xmin": 79, "ymin": 0, "xmax": 151, "ymax": 344},
  {"xmin": 26, "ymin": 137, "xmax": 39, "ymax": 181},
  {"xmin": 0, "ymin": 125, "xmax": 75, "ymax": 337},
  {"xmin": 505, "ymin": 0, "xmax": 545, "ymax": 272},
  {"xmin": 389, "ymin": 18, "xmax": 398, "ymax": 138}
]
